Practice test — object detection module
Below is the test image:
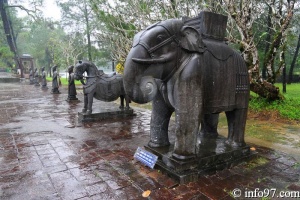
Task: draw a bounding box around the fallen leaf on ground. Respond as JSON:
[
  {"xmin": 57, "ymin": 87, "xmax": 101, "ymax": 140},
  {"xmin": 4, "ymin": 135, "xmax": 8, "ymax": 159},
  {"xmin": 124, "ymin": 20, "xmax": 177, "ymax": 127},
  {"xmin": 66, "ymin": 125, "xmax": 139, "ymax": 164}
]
[
  {"xmin": 250, "ymin": 147, "xmax": 256, "ymax": 151},
  {"xmin": 142, "ymin": 190, "xmax": 151, "ymax": 197}
]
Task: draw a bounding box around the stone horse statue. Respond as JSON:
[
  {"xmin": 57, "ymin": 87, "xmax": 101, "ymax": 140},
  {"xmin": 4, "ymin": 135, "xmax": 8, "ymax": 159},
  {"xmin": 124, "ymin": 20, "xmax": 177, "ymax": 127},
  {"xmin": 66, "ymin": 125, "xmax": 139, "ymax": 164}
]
[{"xmin": 74, "ymin": 60, "xmax": 130, "ymax": 114}]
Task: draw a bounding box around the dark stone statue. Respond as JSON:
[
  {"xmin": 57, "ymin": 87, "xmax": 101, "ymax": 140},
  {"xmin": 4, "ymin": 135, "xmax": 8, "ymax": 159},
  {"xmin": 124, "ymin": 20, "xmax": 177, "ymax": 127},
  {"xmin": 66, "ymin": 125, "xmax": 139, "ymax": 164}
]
[
  {"xmin": 67, "ymin": 65, "xmax": 78, "ymax": 101},
  {"xmin": 34, "ymin": 68, "xmax": 40, "ymax": 86},
  {"xmin": 51, "ymin": 65, "xmax": 60, "ymax": 94},
  {"xmin": 29, "ymin": 68, "xmax": 34, "ymax": 84},
  {"xmin": 41, "ymin": 67, "xmax": 48, "ymax": 89},
  {"xmin": 74, "ymin": 60, "xmax": 130, "ymax": 114},
  {"xmin": 124, "ymin": 11, "xmax": 250, "ymax": 160}
]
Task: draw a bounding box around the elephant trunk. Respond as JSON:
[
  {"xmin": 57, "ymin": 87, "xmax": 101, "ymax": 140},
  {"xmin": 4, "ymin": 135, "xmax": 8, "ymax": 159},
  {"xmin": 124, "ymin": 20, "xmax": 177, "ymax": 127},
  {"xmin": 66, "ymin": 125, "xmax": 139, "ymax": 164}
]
[
  {"xmin": 132, "ymin": 56, "xmax": 168, "ymax": 64},
  {"xmin": 124, "ymin": 48, "xmax": 158, "ymax": 104}
]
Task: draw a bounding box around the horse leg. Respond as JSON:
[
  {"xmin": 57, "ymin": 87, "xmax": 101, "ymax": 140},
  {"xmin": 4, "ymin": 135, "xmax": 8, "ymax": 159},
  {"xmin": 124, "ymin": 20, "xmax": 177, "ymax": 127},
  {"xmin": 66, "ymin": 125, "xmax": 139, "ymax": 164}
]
[
  {"xmin": 119, "ymin": 95, "xmax": 125, "ymax": 109},
  {"xmin": 86, "ymin": 93, "xmax": 93, "ymax": 115},
  {"xmin": 82, "ymin": 94, "xmax": 88, "ymax": 113},
  {"xmin": 125, "ymin": 95, "xmax": 130, "ymax": 109}
]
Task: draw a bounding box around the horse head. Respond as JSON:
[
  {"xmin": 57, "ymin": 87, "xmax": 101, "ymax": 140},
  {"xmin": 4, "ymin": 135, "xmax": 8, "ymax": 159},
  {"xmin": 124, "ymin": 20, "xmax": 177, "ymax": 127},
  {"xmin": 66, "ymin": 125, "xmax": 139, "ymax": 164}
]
[
  {"xmin": 74, "ymin": 60, "xmax": 100, "ymax": 86},
  {"xmin": 74, "ymin": 60, "xmax": 87, "ymax": 80}
]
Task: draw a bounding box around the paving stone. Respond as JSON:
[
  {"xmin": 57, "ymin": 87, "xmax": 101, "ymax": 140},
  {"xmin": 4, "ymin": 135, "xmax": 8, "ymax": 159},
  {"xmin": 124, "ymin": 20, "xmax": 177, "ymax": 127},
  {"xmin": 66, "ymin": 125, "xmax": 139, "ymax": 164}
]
[
  {"xmin": 276, "ymin": 156, "xmax": 298, "ymax": 167},
  {"xmin": 197, "ymin": 183, "xmax": 229, "ymax": 199},
  {"xmin": 69, "ymin": 167, "xmax": 102, "ymax": 184},
  {"xmin": 51, "ymin": 177, "xmax": 88, "ymax": 200},
  {"xmin": 85, "ymin": 181, "xmax": 109, "ymax": 196},
  {"xmin": 119, "ymin": 185, "xmax": 143, "ymax": 199},
  {"xmin": 150, "ymin": 187, "xmax": 176, "ymax": 200}
]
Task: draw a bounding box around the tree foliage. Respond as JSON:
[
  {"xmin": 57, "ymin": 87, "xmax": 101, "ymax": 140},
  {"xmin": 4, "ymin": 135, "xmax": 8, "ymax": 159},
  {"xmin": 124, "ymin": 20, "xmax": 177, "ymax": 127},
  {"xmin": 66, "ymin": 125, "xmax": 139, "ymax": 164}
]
[{"xmin": 89, "ymin": 0, "xmax": 299, "ymax": 100}]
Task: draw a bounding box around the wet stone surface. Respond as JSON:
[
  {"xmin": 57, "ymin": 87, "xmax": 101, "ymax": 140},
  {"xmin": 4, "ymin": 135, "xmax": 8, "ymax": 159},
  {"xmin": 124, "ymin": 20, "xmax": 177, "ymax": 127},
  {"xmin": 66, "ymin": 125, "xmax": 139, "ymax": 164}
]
[{"xmin": 0, "ymin": 79, "xmax": 300, "ymax": 200}]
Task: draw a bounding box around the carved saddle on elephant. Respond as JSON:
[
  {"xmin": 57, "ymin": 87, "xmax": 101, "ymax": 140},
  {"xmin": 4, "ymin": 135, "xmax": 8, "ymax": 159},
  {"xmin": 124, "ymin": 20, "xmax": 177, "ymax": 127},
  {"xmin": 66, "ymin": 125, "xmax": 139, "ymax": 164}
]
[{"xmin": 183, "ymin": 12, "xmax": 249, "ymax": 113}]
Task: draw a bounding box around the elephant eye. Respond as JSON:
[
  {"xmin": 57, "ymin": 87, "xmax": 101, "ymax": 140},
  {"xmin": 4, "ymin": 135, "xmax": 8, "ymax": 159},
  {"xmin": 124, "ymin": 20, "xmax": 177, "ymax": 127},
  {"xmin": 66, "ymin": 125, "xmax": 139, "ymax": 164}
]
[{"xmin": 157, "ymin": 35, "xmax": 165, "ymax": 43}]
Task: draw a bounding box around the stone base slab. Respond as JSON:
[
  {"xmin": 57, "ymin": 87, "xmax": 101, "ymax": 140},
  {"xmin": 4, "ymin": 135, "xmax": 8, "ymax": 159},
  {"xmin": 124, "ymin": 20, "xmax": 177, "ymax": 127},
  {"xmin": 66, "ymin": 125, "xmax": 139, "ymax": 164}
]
[
  {"xmin": 145, "ymin": 136, "xmax": 252, "ymax": 183},
  {"xmin": 78, "ymin": 107, "xmax": 135, "ymax": 122}
]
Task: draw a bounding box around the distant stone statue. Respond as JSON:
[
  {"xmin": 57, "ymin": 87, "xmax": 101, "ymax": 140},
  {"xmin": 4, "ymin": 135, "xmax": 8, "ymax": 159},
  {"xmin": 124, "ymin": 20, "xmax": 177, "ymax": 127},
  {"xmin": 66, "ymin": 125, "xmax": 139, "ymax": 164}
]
[
  {"xmin": 29, "ymin": 68, "xmax": 34, "ymax": 84},
  {"xmin": 67, "ymin": 65, "xmax": 78, "ymax": 101},
  {"xmin": 41, "ymin": 67, "xmax": 48, "ymax": 89},
  {"xmin": 51, "ymin": 65, "xmax": 60, "ymax": 94},
  {"xmin": 34, "ymin": 68, "xmax": 40, "ymax": 86}
]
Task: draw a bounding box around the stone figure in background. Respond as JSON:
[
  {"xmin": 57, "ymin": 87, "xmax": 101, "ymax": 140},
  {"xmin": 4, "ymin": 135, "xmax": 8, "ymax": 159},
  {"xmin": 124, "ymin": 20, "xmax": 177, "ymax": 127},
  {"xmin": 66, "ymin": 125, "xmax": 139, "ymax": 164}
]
[
  {"xmin": 34, "ymin": 68, "xmax": 40, "ymax": 86},
  {"xmin": 51, "ymin": 65, "xmax": 60, "ymax": 94},
  {"xmin": 29, "ymin": 68, "xmax": 34, "ymax": 84},
  {"xmin": 41, "ymin": 67, "xmax": 48, "ymax": 89},
  {"xmin": 66, "ymin": 65, "xmax": 78, "ymax": 101},
  {"xmin": 124, "ymin": 11, "xmax": 250, "ymax": 160},
  {"xmin": 74, "ymin": 60, "xmax": 130, "ymax": 114}
]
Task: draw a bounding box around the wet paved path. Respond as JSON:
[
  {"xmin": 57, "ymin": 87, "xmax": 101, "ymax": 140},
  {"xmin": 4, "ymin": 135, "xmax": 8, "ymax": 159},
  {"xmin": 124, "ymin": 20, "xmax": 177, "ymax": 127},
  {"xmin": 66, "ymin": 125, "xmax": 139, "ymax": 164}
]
[{"xmin": 0, "ymin": 79, "xmax": 300, "ymax": 199}]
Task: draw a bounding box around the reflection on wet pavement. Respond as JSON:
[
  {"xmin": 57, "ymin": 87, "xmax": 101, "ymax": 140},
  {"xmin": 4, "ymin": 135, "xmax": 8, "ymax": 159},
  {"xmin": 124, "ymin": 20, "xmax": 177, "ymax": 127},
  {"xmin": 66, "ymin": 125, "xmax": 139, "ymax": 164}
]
[{"xmin": 0, "ymin": 82, "xmax": 300, "ymax": 200}]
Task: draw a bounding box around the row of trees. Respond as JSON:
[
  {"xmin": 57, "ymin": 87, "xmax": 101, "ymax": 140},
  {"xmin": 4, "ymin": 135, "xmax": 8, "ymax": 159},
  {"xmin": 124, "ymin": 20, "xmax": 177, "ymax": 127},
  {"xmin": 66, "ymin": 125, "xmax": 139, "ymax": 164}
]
[{"xmin": 0, "ymin": 0, "xmax": 299, "ymax": 100}]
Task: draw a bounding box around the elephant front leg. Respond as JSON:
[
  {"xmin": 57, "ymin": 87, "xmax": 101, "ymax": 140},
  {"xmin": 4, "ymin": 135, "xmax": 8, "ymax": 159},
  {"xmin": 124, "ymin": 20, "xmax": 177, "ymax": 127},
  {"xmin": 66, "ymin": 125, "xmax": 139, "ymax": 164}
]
[
  {"xmin": 172, "ymin": 80, "xmax": 203, "ymax": 160},
  {"xmin": 148, "ymin": 92, "xmax": 173, "ymax": 148},
  {"xmin": 225, "ymin": 108, "xmax": 247, "ymax": 147},
  {"xmin": 173, "ymin": 108, "xmax": 201, "ymax": 160}
]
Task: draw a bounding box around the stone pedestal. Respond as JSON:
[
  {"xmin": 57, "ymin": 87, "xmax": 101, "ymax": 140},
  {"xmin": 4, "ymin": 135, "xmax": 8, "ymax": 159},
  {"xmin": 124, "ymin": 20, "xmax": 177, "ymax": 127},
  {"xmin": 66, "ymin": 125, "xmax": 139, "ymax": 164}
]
[
  {"xmin": 145, "ymin": 136, "xmax": 252, "ymax": 184},
  {"xmin": 78, "ymin": 107, "xmax": 135, "ymax": 122},
  {"xmin": 66, "ymin": 96, "xmax": 78, "ymax": 101},
  {"xmin": 41, "ymin": 85, "xmax": 48, "ymax": 90},
  {"xmin": 51, "ymin": 89, "xmax": 60, "ymax": 94}
]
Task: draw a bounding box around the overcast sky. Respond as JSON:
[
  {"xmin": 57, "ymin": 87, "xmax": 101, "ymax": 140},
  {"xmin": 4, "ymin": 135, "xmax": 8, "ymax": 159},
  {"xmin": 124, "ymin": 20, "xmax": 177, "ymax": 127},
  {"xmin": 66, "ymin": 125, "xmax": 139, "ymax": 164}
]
[
  {"xmin": 42, "ymin": 0, "xmax": 61, "ymax": 20},
  {"xmin": 16, "ymin": 0, "xmax": 61, "ymax": 20}
]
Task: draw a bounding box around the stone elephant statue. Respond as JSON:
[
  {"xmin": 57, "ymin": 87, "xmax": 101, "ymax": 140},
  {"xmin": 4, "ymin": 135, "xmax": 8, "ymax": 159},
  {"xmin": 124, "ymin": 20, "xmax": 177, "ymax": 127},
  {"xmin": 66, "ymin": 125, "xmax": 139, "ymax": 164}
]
[{"xmin": 124, "ymin": 11, "xmax": 249, "ymax": 160}]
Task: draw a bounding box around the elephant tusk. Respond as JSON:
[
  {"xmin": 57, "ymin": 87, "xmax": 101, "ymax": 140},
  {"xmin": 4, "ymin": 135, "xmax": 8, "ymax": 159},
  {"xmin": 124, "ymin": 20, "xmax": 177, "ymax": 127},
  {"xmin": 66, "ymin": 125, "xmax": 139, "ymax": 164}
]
[{"xmin": 132, "ymin": 57, "xmax": 170, "ymax": 64}]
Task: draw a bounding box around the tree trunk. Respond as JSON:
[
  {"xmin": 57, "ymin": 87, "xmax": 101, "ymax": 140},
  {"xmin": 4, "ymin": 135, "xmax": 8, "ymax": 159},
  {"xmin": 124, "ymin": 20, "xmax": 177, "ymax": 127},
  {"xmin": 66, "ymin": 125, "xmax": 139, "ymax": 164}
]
[
  {"xmin": 250, "ymin": 81, "xmax": 280, "ymax": 100},
  {"xmin": 281, "ymin": 42, "xmax": 287, "ymax": 93},
  {"xmin": 288, "ymin": 34, "xmax": 300, "ymax": 84},
  {"xmin": 170, "ymin": 0, "xmax": 178, "ymax": 18},
  {"xmin": 0, "ymin": 0, "xmax": 24, "ymax": 77},
  {"xmin": 264, "ymin": 0, "xmax": 294, "ymax": 84},
  {"xmin": 84, "ymin": 0, "xmax": 92, "ymax": 61},
  {"xmin": 283, "ymin": 65, "xmax": 286, "ymax": 93},
  {"xmin": 262, "ymin": 4, "xmax": 273, "ymax": 79}
]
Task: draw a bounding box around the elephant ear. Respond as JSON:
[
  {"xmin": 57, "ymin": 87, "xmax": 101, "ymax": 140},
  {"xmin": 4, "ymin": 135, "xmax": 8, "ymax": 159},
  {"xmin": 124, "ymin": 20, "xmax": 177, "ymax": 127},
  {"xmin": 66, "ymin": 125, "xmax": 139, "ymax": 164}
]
[{"xmin": 180, "ymin": 26, "xmax": 205, "ymax": 53}]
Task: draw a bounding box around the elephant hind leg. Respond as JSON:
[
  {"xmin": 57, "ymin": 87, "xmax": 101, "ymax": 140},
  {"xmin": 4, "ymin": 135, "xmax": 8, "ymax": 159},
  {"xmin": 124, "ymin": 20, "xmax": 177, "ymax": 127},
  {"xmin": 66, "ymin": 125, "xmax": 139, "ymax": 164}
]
[
  {"xmin": 225, "ymin": 108, "xmax": 247, "ymax": 147},
  {"xmin": 125, "ymin": 95, "xmax": 130, "ymax": 109},
  {"xmin": 199, "ymin": 113, "xmax": 219, "ymax": 138}
]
